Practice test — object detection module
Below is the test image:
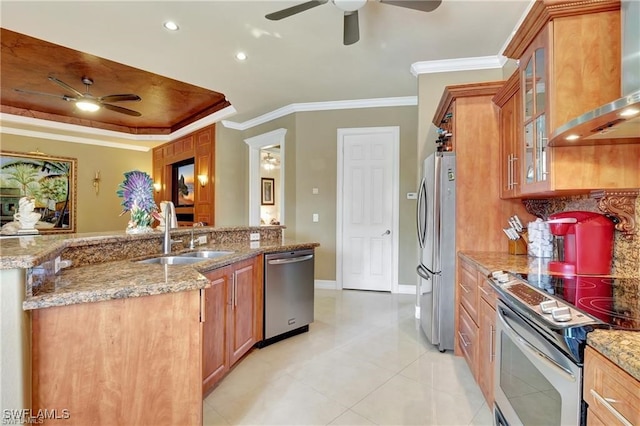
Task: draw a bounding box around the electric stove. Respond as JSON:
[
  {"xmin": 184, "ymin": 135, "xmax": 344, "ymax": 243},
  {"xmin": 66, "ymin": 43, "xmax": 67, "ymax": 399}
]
[{"xmin": 488, "ymin": 271, "xmax": 640, "ymax": 363}]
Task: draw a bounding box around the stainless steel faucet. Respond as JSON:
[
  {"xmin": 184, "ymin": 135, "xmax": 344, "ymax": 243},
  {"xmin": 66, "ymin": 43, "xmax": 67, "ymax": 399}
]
[
  {"xmin": 163, "ymin": 201, "xmax": 177, "ymax": 254},
  {"xmin": 189, "ymin": 222, "xmax": 204, "ymax": 249}
]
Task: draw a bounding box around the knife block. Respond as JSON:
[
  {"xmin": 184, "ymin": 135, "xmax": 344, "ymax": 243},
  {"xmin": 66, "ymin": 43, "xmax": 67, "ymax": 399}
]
[{"xmin": 508, "ymin": 237, "xmax": 528, "ymax": 255}]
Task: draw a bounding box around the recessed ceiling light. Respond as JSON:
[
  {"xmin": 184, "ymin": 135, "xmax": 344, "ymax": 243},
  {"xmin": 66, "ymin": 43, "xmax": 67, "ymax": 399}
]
[
  {"xmin": 163, "ymin": 21, "xmax": 179, "ymax": 31},
  {"xmin": 235, "ymin": 52, "xmax": 247, "ymax": 61}
]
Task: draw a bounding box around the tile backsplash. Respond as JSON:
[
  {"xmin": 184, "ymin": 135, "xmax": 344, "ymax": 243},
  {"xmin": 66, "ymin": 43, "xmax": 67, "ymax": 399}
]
[{"xmin": 523, "ymin": 195, "xmax": 640, "ymax": 278}]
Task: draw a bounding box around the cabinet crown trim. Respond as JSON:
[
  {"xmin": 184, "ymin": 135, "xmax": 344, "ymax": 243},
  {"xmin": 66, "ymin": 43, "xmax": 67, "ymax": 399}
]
[
  {"xmin": 503, "ymin": 0, "xmax": 620, "ymax": 59},
  {"xmin": 432, "ymin": 81, "xmax": 505, "ymax": 127}
]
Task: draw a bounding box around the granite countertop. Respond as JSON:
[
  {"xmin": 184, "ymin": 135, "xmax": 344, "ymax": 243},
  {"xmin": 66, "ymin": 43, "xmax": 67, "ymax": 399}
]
[
  {"xmin": 22, "ymin": 239, "xmax": 318, "ymax": 311},
  {"xmin": 460, "ymin": 251, "xmax": 640, "ymax": 383},
  {"xmin": 0, "ymin": 228, "xmax": 318, "ymax": 311},
  {"xmin": 587, "ymin": 329, "xmax": 640, "ymax": 382}
]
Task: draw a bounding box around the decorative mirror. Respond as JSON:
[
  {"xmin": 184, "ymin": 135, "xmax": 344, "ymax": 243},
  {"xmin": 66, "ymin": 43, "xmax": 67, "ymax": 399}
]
[{"xmin": 0, "ymin": 151, "xmax": 77, "ymax": 234}]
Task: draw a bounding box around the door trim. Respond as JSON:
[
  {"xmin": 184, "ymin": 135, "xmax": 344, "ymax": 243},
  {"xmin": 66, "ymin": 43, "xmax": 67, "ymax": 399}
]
[
  {"xmin": 244, "ymin": 128, "xmax": 287, "ymax": 226},
  {"xmin": 336, "ymin": 126, "xmax": 400, "ymax": 292}
]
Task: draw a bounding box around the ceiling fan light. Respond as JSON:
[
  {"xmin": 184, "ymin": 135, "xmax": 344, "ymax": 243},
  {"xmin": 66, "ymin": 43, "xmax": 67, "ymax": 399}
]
[
  {"xmin": 76, "ymin": 100, "xmax": 100, "ymax": 112},
  {"xmin": 333, "ymin": 0, "xmax": 367, "ymax": 12}
]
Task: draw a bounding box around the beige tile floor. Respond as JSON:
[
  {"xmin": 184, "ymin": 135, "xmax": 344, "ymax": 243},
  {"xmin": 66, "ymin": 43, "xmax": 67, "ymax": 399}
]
[{"xmin": 203, "ymin": 289, "xmax": 493, "ymax": 426}]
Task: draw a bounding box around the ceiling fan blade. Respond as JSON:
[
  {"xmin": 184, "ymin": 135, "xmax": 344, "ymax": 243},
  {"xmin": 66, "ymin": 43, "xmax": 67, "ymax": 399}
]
[
  {"xmin": 343, "ymin": 11, "xmax": 360, "ymax": 45},
  {"xmin": 380, "ymin": 0, "xmax": 442, "ymax": 12},
  {"xmin": 14, "ymin": 88, "xmax": 76, "ymax": 101},
  {"xmin": 99, "ymin": 94, "xmax": 142, "ymax": 103},
  {"xmin": 265, "ymin": 0, "xmax": 328, "ymax": 20},
  {"xmin": 48, "ymin": 76, "xmax": 84, "ymax": 98},
  {"xmin": 102, "ymin": 103, "xmax": 142, "ymax": 117}
]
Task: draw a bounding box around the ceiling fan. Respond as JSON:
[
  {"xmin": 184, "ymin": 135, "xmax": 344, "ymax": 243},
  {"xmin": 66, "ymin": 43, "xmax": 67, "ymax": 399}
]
[
  {"xmin": 14, "ymin": 76, "xmax": 142, "ymax": 116},
  {"xmin": 265, "ymin": 0, "xmax": 442, "ymax": 45}
]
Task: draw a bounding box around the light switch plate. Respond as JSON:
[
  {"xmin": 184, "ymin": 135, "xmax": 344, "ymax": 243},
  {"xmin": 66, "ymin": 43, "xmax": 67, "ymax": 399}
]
[
  {"xmin": 197, "ymin": 235, "xmax": 207, "ymax": 245},
  {"xmin": 250, "ymin": 232, "xmax": 260, "ymax": 241},
  {"xmin": 312, "ymin": 213, "xmax": 319, "ymax": 222},
  {"xmin": 312, "ymin": 187, "xmax": 319, "ymax": 195}
]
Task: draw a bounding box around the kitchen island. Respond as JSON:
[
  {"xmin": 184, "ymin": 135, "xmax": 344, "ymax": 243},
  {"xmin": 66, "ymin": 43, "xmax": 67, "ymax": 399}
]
[{"xmin": 0, "ymin": 226, "xmax": 318, "ymax": 425}]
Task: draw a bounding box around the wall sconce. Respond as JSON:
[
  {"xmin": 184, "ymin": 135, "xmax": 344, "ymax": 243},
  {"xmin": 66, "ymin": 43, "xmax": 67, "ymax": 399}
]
[
  {"xmin": 93, "ymin": 171, "xmax": 101, "ymax": 195},
  {"xmin": 197, "ymin": 175, "xmax": 208, "ymax": 187},
  {"xmin": 153, "ymin": 182, "xmax": 162, "ymax": 193}
]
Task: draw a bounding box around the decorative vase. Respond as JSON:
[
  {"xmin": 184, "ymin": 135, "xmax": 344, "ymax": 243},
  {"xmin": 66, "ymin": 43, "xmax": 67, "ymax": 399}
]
[
  {"xmin": 126, "ymin": 205, "xmax": 154, "ymax": 234},
  {"xmin": 117, "ymin": 170, "xmax": 158, "ymax": 234}
]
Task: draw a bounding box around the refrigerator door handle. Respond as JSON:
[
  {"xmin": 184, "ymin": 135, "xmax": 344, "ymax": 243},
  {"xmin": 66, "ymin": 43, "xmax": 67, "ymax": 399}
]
[
  {"xmin": 417, "ymin": 262, "xmax": 440, "ymax": 278},
  {"xmin": 416, "ymin": 263, "xmax": 431, "ymax": 280},
  {"xmin": 416, "ymin": 177, "xmax": 427, "ymax": 248}
]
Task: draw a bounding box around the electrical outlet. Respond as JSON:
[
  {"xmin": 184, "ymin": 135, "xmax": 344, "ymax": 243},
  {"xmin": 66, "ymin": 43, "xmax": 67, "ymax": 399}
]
[
  {"xmin": 250, "ymin": 233, "xmax": 260, "ymax": 241},
  {"xmin": 197, "ymin": 235, "xmax": 207, "ymax": 245},
  {"xmin": 250, "ymin": 241, "xmax": 260, "ymax": 249}
]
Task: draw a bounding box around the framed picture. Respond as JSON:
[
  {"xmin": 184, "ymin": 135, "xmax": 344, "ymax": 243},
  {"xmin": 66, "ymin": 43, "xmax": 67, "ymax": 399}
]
[
  {"xmin": 173, "ymin": 160, "xmax": 195, "ymax": 207},
  {"xmin": 0, "ymin": 151, "xmax": 77, "ymax": 233},
  {"xmin": 261, "ymin": 178, "xmax": 274, "ymax": 205}
]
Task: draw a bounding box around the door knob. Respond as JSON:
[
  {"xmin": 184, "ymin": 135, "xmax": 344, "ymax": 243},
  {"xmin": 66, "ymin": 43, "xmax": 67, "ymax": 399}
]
[{"xmin": 381, "ymin": 229, "xmax": 391, "ymax": 236}]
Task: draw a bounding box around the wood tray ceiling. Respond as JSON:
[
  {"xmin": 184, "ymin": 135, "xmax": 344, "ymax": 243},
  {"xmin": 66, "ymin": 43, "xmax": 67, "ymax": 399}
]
[{"xmin": 0, "ymin": 28, "xmax": 231, "ymax": 135}]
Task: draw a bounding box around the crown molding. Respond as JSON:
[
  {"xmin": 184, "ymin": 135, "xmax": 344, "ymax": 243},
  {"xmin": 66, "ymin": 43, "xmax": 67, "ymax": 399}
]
[
  {"xmin": 0, "ymin": 105, "xmax": 237, "ymax": 151},
  {"xmin": 410, "ymin": 55, "xmax": 508, "ymax": 76},
  {"xmin": 222, "ymin": 96, "xmax": 418, "ymax": 131}
]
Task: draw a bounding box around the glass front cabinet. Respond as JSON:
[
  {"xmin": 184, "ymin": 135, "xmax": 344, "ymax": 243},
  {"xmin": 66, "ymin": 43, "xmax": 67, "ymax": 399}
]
[{"xmin": 520, "ymin": 31, "xmax": 548, "ymax": 194}]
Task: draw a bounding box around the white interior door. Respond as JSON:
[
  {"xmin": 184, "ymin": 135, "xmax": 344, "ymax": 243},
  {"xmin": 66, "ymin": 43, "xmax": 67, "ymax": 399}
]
[{"xmin": 337, "ymin": 127, "xmax": 399, "ymax": 292}]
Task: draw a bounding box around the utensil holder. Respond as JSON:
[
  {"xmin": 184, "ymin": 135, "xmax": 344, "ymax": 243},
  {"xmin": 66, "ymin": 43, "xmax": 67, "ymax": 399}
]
[{"xmin": 508, "ymin": 238, "xmax": 528, "ymax": 255}]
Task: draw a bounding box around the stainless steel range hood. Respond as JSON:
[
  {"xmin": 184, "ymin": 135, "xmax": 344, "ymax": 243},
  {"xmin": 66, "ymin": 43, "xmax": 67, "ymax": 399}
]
[{"xmin": 549, "ymin": 0, "xmax": 640, "ymax": 146}]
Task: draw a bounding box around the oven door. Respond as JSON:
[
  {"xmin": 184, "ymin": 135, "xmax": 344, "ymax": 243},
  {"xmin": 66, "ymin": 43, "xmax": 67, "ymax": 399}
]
[{"xmin": 494, "ymin": 300, "xmax": 582, "ymax": 426}]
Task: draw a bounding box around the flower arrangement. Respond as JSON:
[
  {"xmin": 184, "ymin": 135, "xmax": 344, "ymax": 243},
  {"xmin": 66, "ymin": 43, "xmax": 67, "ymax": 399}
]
[{"xmin": 116, "ymin": 170, "xmax": 158, "ymax": 233}]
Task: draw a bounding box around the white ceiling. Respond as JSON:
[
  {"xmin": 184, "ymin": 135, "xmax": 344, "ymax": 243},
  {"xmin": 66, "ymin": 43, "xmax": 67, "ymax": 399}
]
[{"xmin": 1, "ymin": 0, "xmax": 531, "ymax": 128}]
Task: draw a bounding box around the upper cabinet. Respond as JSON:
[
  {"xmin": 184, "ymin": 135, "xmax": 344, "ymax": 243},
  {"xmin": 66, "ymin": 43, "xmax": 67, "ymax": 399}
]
[
  {"xmin": 493, "ymin": 72, "xmax": 522, "ymax": 199},
  {"xmin": 499, "ymin": 0, "xmax": 640, "ymax": 197}
]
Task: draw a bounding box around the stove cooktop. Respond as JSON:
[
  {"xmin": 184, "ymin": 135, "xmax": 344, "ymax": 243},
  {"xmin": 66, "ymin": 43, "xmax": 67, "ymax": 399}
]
[{"xmin": 499, "ymin": 272, "xmax": 640, "ymax": 331}]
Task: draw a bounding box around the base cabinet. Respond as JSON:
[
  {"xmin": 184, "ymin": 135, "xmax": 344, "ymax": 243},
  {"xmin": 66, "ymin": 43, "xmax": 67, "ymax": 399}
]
[
  {"xmin": 32, "ymin": 290, "xmax": 203, "ymax": 425},
  {"xmin": 456, "ymin": 255, "xmax": 497, "ymax": 408},
  {"xmin": 584, "ymin": 346, "xmax": 640, "ymax": 426},
  {"xmin": 202, "ymin": 255, "xmax": 263, "ymax": 395}
]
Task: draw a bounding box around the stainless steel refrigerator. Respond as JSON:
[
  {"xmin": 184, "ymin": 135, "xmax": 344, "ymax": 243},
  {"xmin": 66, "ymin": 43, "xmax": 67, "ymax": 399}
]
[{"xmin": 416, "ymin": 152, "xmax": 456, "ymax": 352}]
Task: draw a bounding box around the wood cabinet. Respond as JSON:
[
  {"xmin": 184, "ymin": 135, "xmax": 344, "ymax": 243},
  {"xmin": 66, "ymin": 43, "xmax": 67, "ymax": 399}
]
[
  {"xmin": 477, "ymin": 276, "xmax": 497, "ymax": 407},
  {"xmin": 456, "ymin": 255, "xmax": 497, "ymax": 407},
  {"xmin": 32, "ymin": 290, "xmax": 203, "ymax": 425},
  {"xmin": 202, "ymin": 255, "xmax": 263, "ymax": 395},
  {"xmin": 502, "ymin": 0, "xmax": 640, "ymax": 196},
  {"xmin": 152, "ymin": 124, "xmax": 216, "ymax": 226},
  {"xmin": 493, "ymin": 72, "xmax": 522, "ymax": 199},
  {"xmin": 584, "ymin": 346, "xmax": 640, "ymax": 426}
]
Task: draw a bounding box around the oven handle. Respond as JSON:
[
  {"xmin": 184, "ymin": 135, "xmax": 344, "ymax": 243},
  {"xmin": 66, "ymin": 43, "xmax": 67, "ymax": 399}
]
[{"xmin": 497, "ymin": 307, "xmax": 576, "ymax": 382}]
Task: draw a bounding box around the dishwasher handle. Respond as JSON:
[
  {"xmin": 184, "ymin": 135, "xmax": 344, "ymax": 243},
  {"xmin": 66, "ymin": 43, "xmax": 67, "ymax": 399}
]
[{"xmin": 267, "ymin": 254, "xmax": 314, "ymax": 265}]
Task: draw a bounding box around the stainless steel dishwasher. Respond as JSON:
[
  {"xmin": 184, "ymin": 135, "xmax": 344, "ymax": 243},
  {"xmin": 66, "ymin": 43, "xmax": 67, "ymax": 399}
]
[{"xmin": 263, "ymin": 249, "xmax": 315, "ymax": 345}]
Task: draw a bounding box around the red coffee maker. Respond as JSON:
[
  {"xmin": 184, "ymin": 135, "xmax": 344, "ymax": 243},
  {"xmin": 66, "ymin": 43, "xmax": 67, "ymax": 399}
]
[{"xmin": 546, "ymin": 211, "xmax": 614, "ymax": 275}]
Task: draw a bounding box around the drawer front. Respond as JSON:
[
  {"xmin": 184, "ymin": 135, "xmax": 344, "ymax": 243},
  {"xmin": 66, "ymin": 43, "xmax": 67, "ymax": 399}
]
[
  {"xmin": 584, "ymin": 347, "xmax": 640, "ymax": 426},
  {"xmin": 459, "ymin": 261, "xmax": 478, "ymax": 323},
  {"xmin": 458, "ymin": 304, "xmax": 478, "ymax": 380},
  {"xmin": 478, "ymin": 273, "xmax": 497, "ymax": 309}
]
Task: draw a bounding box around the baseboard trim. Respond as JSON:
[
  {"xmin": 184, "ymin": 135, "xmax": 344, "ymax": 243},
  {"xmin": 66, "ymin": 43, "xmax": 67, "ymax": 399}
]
[
  {"xmin": 397, "ymin": 284, "xmax": 417, "ymax": 295},
  {"xmin": 315, "ymin": 280, "xmax": 337, "ymax": 290}
]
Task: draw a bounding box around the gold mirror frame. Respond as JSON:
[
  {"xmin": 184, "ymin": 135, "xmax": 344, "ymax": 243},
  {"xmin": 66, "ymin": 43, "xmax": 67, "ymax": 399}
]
[{"xmin": 1, "ymin": 150, "xmax": 77, "ymax": 234}]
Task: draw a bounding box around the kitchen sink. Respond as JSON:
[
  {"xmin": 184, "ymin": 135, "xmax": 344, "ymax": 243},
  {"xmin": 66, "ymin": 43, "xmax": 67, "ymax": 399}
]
[
  {"xmin": 136, "ymin": 256, "xmax": 206, "ymax": 265},
  {"xmin": 177, "ymin": 250, "xmax": 235, "ymax": 259}
]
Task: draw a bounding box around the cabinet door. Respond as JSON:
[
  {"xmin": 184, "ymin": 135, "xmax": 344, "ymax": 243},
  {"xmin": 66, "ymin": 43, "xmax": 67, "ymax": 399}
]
[
  {"xmin": 478, "ymin": 299, "xmax": 496, "ymax": 407},
  {"xmin": 499, "ymin": 90, "xmax": 522, "ymax": 199},
  {"xmin": 229, "ymin": 257, "xmax": 261, "ymax": 365},
  {"xmin": 202, "ymin": 266, "xmax": 231, "ymax": 395},
  {"xmin": 520, "ymin": 30, "xmax": 549, "ymax": 195}
]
